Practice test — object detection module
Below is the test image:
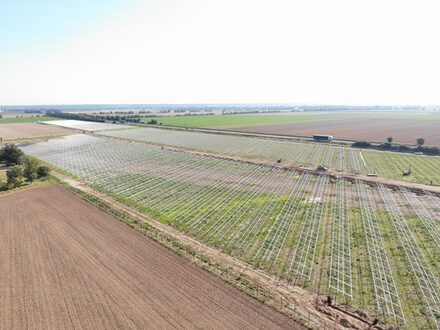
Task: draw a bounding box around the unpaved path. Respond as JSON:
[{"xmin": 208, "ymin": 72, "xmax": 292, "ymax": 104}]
[{"xmin": 0, "ymin": 185, "xmax": 302, "ymax": 329}]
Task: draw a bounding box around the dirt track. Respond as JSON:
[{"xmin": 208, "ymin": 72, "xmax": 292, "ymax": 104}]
[
  {"xmin": 0, "ymin": 185, "xmax": 300, "ymax": 329},
  {"xmin": 0, "ymin": 122, "xmax": 72, "ymax": 140}
]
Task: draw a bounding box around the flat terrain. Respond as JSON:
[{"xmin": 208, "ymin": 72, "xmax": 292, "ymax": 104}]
[
  {"xmin": 0, "ymin": 122, "xmax": 72, "ymax": 140},
  {"xmin": 151, "ymin": 111, "xmax": 440, "ymax": 145},
  {"xmin": 147, "ymin": 113, "xmax": 321, "ymax": 127},
  {"xmin": 0, "ymin": 185, "xmax": 298, "ymax": 329},
  {"xmin": 23, "ymin": 134, "xmax": 440, "ymax": 328}
]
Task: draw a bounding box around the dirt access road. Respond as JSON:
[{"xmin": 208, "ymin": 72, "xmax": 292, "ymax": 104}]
[{"xmin": 0, "ymin": 185, "xmax": 301, "ymax": 329}]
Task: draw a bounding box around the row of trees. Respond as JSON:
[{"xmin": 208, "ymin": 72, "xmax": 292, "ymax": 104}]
[
  {"xmin": 352, "ymin": 137, "xmax": 440, "ymax": 155},
  {"xmin": 386, "ymin": 136, "xmax": 425, "ymax": 146},
  {"xmin": 0, "ymin": 144, "xmax": 50, "ymax": 190},
  {"xmin": 47, "ymin": 111, "xmax": 145, "ymax": 123}
]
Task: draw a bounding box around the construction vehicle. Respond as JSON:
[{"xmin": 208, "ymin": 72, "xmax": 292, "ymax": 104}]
[{"xmin": 402, "ymin": 166, "xmax": 412, "ymax": 176}]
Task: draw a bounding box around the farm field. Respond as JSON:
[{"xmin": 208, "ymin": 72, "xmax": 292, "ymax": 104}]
[
  {"xmin": 0, "ymin": 115, "xmax": 57, "ymax": 123},
  {"xmin": 0, "ymin": 112, "xmax": 45, "ymax": 118},
  {"xmin": 101, "ymin": 127, "xmax": 440, "ymax": 185},
  {"xmin": 0, "ymin": 185, "xmax": 298, "ymax": 329},
  {"xmin": 23, "ymin": 134, "xmax": 440, "ymax": 329},
  {"xmin": 0, "ymin": 122, "xmax": 72, "ymax": 140},
  {"xmin": 149, "ymin": 111, "xmax": 440, "ymax": 145},
  {"xmin": 146, "ymin": 113, "xmax": 324, "ymax": 127},
  {"xmin": 44, "ymin": 119, "xmax": 128, "ymax": 131}
]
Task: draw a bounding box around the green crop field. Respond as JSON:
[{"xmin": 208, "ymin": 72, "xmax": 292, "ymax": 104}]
[
  {"xmin": 0, "ymin": 116, "xmax": 57, "ymax": 124},
  {"xmin": 144, "ymin": 113, "xmax": 325, "ymax": 127}
]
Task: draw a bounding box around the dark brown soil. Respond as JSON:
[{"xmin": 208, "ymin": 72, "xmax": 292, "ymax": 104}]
[{"xmin": 0, "ymin": 185, "xmax": 300, "ymax": 329}]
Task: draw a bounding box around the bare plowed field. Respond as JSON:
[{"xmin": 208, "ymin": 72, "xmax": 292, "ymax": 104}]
[
  {"xmin": 209, "ymin": 112, "xmax": 440, "ymax": 145},
  {"xmin": 0, "ymin": 185, "xmax": 298, "ymax": 329},
  {"xmin": 0, "ymin": 122, "xmax": 71, "ymax": 140}
]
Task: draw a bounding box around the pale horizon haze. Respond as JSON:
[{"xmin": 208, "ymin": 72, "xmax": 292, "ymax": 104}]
[{"xmin": 1, "ymin": 0, "xmax": 439, "ymax": 106}]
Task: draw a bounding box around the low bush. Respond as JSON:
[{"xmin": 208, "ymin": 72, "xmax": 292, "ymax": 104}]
[
  {"xmin": 352, "ymin": 141, "xmax": 372, "ymax": 148},
  {"xmin": 37, "ymin": 166, "xmax": 51, "ymax": 178}
]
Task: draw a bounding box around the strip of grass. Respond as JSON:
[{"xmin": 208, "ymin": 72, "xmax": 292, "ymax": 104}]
[
  {"xmin": 0, "ymin": 116, "xmax": 58, "ymax": 124},
  {"xmin": 398, "ymin": 113, "xmax": 440, "ymax": 121}
]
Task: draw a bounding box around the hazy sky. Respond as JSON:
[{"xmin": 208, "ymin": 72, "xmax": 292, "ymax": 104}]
[{"xmin": 1, "ymin": 0, "xmax": 439, "ymax": 105}]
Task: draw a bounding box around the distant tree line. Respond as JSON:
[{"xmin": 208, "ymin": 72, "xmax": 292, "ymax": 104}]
[
  {"xmin": 47, "ymin": 110, "xmax": 168, "ymax": 125},
  {"xmin": 47, "ymin": 111, "xmax": 144, "ymax": 123},
  {"xmin": 223, "ymin": 110, "xmax": 281, "ymax": 115},
  {"xmin": 0, "ymin": 144, "xmax": 50, "ymax": 191},
  {"xmin": 173, "ymin": 113, "xmax": 215, "ymax": 117},
  {"xmin": 352, "ymin": 137, "xmax": 439, "ymax": 155},
  {"xmin": 24, "ymin": 110, "xmax": 45, "ymax": 114}
]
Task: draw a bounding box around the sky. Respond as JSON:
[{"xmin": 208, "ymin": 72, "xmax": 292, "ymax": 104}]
[{"xmin": 1, "ymin": 0, "xmax": 439, "ymax": 105}]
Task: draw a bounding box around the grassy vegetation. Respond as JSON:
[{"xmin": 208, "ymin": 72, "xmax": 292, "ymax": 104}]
[
  {"xmin": 0, "ymin": 144, "xmax": 51, "ymax": 191},
  {"xmin": 399, "ymin": 113, "xmax": 440, "ymax": 121},
  {"xmin": 144, "ymin": 114, "xmax": 325, "ymax": 127},
  {"xmin": 0, "ymin": 116, "xmax": 57, "ymax": 124}
]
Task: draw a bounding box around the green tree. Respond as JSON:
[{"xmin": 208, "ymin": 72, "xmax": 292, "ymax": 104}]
[
  {"xmin": 386, "ymin": 136, "xmax": 393, "ymax": 143},
  {"xmin": 37, "ymin": 166, "xmax": 51, "ymax": 178},
  {"xmin": 22, "ymin": 156, "xmax": 40, "ymax": 182},
  {"xmin": 417, "ymin": 138, "xmax": 425, "ymax": 146},
  {"xmin": 1, "ymin": 144, "xmax": 24, "ymax": 165},
  {"xmin": 6, "ymin": 166, "xmax": 23, "ymax": 187}
]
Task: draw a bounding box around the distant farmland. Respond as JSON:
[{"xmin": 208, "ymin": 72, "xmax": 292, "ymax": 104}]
[
  {"xmin": 0, "ymin": 185, "xmax": 298, "ymax": 329},
  {"xmin": 148, "ymin": 111, "xmax": 440, "ymax": 145}
]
